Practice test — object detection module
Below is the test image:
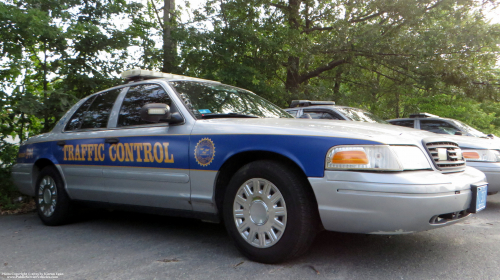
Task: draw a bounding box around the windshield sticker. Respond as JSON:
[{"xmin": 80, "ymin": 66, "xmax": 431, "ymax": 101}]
[{"xmin": 198, "ymin": 109, "xmax": 211, "ymax": 114}]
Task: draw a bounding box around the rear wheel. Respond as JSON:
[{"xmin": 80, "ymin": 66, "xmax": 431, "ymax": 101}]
[
  {"xmin": 223, "ymin": 160, "xmax": 318, "ymax": 263},
  {"xmin": 35, "ymin": 166, "xmax": 74, "ymax": 226}
]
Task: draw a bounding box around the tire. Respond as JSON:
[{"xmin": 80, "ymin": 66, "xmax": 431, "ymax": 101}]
[
  {"xmin": 223, "ymin": 160, "xmax": 319, "ymax": 263},
  {"xmin": 487, "ymin": 191, "xmax": 498, "ymax": 196},
  {"xmin": 35, "ymin": 166, "xmax": 74, "ymax": 226}
]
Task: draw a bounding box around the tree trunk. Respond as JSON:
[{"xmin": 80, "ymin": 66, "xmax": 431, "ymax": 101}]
[
  {"xmin": 395, "ymin": 90, "xmax": 400, "ymax": 118},
  {"xmin": 162, "ymin": 0, "xmax": 177, "ymax": 73},
  {"xmin": 285, "ymin": 0, "xmax": 301, "ymax": 95},
  {"xmin": 332, "ymin": 70, "xmax": 342, "ymax": 101},
  {"xmin": 42, "ymin": 45, "xmax": 51, "ymax": 133}
]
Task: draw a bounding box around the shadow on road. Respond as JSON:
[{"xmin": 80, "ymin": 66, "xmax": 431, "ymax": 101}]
[{"xmin": 70, "ymin": 208, "xmax": 456, "ymax": 268}]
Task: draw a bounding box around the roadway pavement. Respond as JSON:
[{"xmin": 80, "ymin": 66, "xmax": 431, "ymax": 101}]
[{"xmin": 1, "ymin": 195, "xmax": 499, "ymax": 280}]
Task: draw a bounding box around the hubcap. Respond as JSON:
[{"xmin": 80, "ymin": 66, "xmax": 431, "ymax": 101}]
[
  {"xmin": 38, "ymin": 176, "xmax": 57, "ymax": 217},
  {"xmin": 233, "ymin": 178, "xmax": 287, "ymax": 248},
  {"xmin": 249, "ymin": 200, "xmax": 269, "ymax": 226}
]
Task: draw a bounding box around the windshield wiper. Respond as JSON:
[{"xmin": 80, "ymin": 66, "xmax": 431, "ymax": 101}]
[{"xmin": 200, "ymin": 113, "xmax": 259, "ymax": 119}]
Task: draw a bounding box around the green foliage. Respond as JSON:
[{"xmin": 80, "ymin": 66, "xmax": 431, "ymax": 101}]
[
  {"xmin": 181, "ymin": 0, "xmax": 500, "ymax": 117},
  {"xmin": 0, "ymin": 0, "xmax": 156, "ymax": 208},
  {"xmin": 0, "ymin": 141, "xmax": 21, "ymax": 211}
]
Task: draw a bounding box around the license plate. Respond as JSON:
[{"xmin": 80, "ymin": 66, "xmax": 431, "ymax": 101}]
[{"xmin": 469, "ymin": 184, "xmax": 487, "ymax": 213}]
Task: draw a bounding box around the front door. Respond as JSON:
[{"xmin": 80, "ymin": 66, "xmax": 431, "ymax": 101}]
[{"xmin": 101, "ymin": 83, "xmax": 192, "ymax": 210}]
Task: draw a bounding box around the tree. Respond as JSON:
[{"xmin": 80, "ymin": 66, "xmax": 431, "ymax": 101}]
[
  {"xmin": 0, "ymin": 0, "xmax": 156, "ymax": 207},
  {"xmin": 180, "ymin": 0, "xmax": 500, "ymax": 110}
]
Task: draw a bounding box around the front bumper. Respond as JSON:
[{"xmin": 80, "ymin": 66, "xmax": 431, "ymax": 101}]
[
  {"xmin": 466, "ymin": 162, "xmax": 500, "ymax": 193},
  {"xmin": 309, "ymin": 167, "xmax": 487, "ymax": 234}
]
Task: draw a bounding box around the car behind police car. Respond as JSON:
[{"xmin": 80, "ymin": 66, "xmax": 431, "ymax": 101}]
[
  {"xmin": 285, "ymin": 101, "xmax": 500, "ymax": 196},
  {"xmin": 388, "ymin": 114, "xmax": 500, "ymax": 195},
  {"xmin": 12, "ymin": 71, "xmax": 487, "ymax": 263}
]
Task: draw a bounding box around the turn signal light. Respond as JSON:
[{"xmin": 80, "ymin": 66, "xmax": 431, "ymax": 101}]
[
  {"xmin": 463, "ymin": 151, "xmax": 480, "ymax": 159},
  {"xmin": 331, "ymin": 150, "xmax": 369, "ymax": 165}
]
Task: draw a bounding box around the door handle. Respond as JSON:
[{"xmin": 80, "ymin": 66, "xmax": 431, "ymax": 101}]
[
  {"xmin": 57, "ymin": 140, "xmax": 66, "ymax": 146},
  {"xmin": 105, "ymin": 138, "xmax": 120, "ymax": 144}
]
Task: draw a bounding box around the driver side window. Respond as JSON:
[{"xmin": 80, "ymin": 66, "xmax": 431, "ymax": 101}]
[
  {"xmin": 420, "ymin": 120, "xmax": 459, "ymax": 135},
  {"xmin": 117, "ymin": 84, "xmax": 176, "ymax": 127},
  {"xmin": 303, "ymin": 110, "xmax": 342, "ymax": 120}
]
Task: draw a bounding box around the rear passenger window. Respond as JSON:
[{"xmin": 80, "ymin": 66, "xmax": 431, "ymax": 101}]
[
  {"xmin": 118, "ymin": 84, "xmax": 174, "ymax": 127},
  {"xmin": 390, "ymin": 120, "xmax": 414, "ymax": 128},
  {"xmin": 64, "ymin": 96, "xmax": 96, "ymax": 131},
  {"xmin": 80, "ymin": 89, "xmax": 121, "ymax": 129},
  {"xmin": 287, "ymin": 110, "xmax": 298, "ymax": 117}
]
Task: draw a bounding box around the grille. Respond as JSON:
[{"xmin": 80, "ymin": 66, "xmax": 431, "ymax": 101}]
[{"xmin": 424, "ymin": 141, "xmax": 466, "ymax": 172}]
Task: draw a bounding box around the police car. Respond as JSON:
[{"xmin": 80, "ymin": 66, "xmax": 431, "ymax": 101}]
[{"xmin": 12, "ymin": 71, "xmax": 487, "ymax": 263}]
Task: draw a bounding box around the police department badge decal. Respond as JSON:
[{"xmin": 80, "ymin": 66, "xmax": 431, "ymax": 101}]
[{"xmin": 195, "ymin": 138, "xmax": 215, "ymax": 167}]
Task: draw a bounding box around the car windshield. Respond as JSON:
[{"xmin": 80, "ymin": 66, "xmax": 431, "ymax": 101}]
[
  {"xmin": 335, "ymin": 107, "xmax": 388, "ymax": 124},
  {"xmin": 451, "ymin": 120, "xmax": 488, "ymax": 138},
  {"xmin": 169, "ymin": 81, "xmax": 292, "ymax": 119}
]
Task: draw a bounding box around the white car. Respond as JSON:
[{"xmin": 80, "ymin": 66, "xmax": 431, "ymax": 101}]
[
  {"xmin": 12, "ymin": 72, "xmax": 487, "ymax": 263},
  {"xmin": 285, "ymin": 102, "xmax": 500, "ymax": 195},
  {"xmin": 388, "ymin": 113, "xmax": 500, "ymax": 195}
]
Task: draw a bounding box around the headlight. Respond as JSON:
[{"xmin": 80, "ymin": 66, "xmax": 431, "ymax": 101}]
[
  {"xmin": 462, "ymin": 149, "xmax": 500, "ymax": 162},
  {"xmin": 325, "ymin": 145, "xmax": 432, "ymax": 171}
]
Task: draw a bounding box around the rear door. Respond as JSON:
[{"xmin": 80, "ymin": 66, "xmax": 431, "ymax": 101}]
[{"xmin": 54, "ymin": 88, "xmax": 123, "ymax": 202}]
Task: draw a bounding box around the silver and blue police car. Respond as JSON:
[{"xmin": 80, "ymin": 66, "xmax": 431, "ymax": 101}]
[{"xmin": 12, "ymin": 70, "xmax": 487, "ymax": 263}]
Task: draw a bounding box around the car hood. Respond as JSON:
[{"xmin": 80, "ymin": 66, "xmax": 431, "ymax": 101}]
[{"xmin": 194, "ymin": 118, "xmax": 446, "ymax": 146}]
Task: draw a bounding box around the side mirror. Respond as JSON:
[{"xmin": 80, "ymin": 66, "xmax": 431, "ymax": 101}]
[
  {"xmin": 454, "ymin": 131, "xmax": 463, "ymax": 136},
  {"xmin": 140, "ymin": 103, "xmax": 171, "ymax": 123}
]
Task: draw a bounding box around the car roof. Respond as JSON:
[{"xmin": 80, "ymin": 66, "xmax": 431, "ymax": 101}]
[{"xmin": 122, "ymin": 69, "xmax": 220, "ymax": 83}]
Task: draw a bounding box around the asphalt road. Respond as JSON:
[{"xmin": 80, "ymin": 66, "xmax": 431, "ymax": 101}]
[{"xmin": 1, "ymin": 195, "xmax": 500, "ymax": 280}]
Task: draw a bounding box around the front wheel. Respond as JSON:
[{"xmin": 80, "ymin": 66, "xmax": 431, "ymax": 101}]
[
  {"xmin": 223, "ymin": 160, "xmax": 319, "ymax": 263},
  {"xmin": 35, "ymin": 166, "xmax": 74, "ymax": 226}
]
